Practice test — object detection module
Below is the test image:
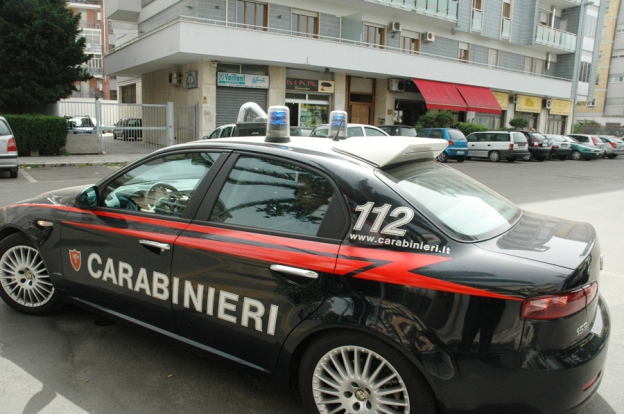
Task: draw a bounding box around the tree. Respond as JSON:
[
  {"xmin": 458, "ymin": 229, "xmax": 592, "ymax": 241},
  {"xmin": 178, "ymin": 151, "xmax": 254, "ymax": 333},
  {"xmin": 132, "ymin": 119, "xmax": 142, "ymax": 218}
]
[
  {"xmin": 415, "ymin": 110, "xmax": 455, "ymax": 129},
  {"xmin": 508, "ymin": 118, "xmax": 529, "ymax": 130},
  {"xmin": 0, "ymin": 0, "xmax": 92, "ymax": 113}
]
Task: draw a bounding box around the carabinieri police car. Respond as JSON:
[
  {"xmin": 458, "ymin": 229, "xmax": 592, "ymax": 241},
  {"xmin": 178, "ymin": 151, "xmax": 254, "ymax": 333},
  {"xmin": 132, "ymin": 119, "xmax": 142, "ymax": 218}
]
[{"xmin": 0, "ymin": 104, "xmax": 610, "ymax": 414}]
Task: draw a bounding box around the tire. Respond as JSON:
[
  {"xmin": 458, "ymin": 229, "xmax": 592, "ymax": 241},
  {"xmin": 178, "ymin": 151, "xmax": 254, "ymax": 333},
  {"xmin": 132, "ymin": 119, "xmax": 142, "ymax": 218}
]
[
  {"xmin": 571, "ymin": 150, "xmax": 582, "ymax": 161},
  {"xmin": 10, "ymin": 169, "xmax": 18, "ymax": 179},
  {"xmin": 0, "ymin": 233, "xmax": 62, "ymax": 315},
  {"xmin": 507, "ymin": 157, "xmax": 516, "ymax": 163},
  {"xmin": 558, "ymin": 155, "xmax": 568, "ymax": 161},
  {"xmin": 299, "ymin": 332, "xmax": 436, "ymax": 414},
  {"xmin": 488, "ymin": 151, "xmax": 501, "ymax": 162},
  {"xmin": 608, "ymin": 154, "xmax": 617, "ymax": 159},
  {"xmin": 455, "ymin": 157, "xmax": 466, "ymax": 163},
  {"xmin": 522, "ymin": 152, "xmax": 532, "ymax": 162},
  {"xmin": 436, "ymin": 151, "xmax": 449, "ymax": 163}
]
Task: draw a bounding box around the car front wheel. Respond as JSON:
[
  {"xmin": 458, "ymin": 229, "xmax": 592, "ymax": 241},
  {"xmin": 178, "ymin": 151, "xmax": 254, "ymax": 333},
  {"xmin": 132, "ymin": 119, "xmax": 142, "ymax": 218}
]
[
  {"xmin": 0, "ymin": 233, "xmax": 61, "ymax": 315},
  {"xmin": 571, "ymin": 150, "xmax": 582, "ymax": 161},
  {"xmin": 299, "ymin": 332, "xmax": 436, "ymax": 414},
  {"xmin": 436, "ymin": 151, "xmax": 449, "ymax": 163}
]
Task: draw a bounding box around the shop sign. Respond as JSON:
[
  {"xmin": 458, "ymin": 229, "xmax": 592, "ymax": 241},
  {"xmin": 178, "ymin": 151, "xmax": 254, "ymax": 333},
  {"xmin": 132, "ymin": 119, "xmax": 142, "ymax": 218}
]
[
  {"xmin": 492, "ymin": 92, "xmax": 509, "ymax": 110},
  {"xmin": 286, "ymin": 78, "xmax": 335, "ymax": 93},
  {"xmin": 185, "ymin": 71, "xmax": 198, "ymax": 89},
  {"xmin": 549, "ymin": 99, "xmax": 572, "ymax": 116},
  {"xmin": 217, "ymin": 72, "xmax": 269, "ymax": 89},
  {"xmin": 516, "ymin": 95, "xmax": 542, "ymax": 114}
]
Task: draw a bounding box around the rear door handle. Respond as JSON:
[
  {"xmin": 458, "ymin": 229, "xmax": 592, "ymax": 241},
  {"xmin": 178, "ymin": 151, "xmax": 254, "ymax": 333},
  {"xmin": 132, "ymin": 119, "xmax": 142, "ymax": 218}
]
[
  {"xmin": 139, "ymin": 239, "xmax": 171, "ymax": 254},
  {"xmin": 270, "ymin": 264, "xmax": 318, "ymax": 279}
]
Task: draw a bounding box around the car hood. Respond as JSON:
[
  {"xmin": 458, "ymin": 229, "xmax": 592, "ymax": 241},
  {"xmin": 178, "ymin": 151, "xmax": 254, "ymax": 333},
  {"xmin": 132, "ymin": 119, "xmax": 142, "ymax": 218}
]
[{"xmin": 475, "ymin": 210, "xmax": 596, "ymax": 270}]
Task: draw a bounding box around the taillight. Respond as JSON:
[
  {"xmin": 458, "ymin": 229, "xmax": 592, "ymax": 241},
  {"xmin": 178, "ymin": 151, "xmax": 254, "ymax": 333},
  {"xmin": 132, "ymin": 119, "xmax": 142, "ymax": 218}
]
[
  {"xmin": 591, "ymin": 136, "xmax": 598, "ymax": 145},
  {"xmin": 509, "ymin": 144, "xmax": 514, "ymax": 150},
  {"xmin": 552, "ymin": 145, "xmax": 559, "ymax": 149},
  {"xmin": 7, "ymin": 137, "xmax": 17, "ymax": 153},
  {"xmin": 610, "ymin": 142, "xmax": 616, "ymax": 148},
  {"xmin": 521, "ymin": 282, "xmax": 598, "ymax": 320},
  {"xmin": 447, "ymin": 140, "xmax": 454, "ymax": 146},
  {"xmin": 533, "ymin": 138, "xmax": 539, "ymax": 146}
]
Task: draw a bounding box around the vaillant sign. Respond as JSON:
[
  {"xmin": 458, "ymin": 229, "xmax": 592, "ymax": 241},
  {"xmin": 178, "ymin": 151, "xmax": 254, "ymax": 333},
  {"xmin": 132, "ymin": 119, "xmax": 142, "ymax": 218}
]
[{"xmin": 217, "ymin": 72, "xmax": 270, "ymax": 89}]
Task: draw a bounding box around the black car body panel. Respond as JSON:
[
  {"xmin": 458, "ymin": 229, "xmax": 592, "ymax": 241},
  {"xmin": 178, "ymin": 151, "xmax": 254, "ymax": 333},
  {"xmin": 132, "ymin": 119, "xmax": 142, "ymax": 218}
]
[{"xmin": 0, "ymin": 138, "xmax": 610, "ymax": 414}]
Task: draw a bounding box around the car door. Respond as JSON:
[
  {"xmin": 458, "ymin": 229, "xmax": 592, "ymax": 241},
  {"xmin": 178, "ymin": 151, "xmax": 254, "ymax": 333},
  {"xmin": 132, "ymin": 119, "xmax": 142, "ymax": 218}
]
[
  {"xmin": 170, "ymin": 152, "xmax": 348, "ymax": 370},
  {"xmin": 466, "ymin": 133, "xmax": 480, "ymax": 157},
  {"xmin": 60, "ymin": 151, "xmax": 227, "ymax": 332}
]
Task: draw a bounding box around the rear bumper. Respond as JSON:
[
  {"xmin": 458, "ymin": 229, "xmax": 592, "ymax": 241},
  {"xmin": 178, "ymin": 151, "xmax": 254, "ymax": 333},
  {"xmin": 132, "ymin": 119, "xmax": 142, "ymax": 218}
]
[
  {"xmin": 446, "ymin": 148, "xmax": 468, "ymax": 158},
  {"xmin": 0, "ymin": 154, "xmax": 18, "ymax": 170},
  {"xmin": 428, "ymin": 296, "xmax": 610, "ymax": 414}
]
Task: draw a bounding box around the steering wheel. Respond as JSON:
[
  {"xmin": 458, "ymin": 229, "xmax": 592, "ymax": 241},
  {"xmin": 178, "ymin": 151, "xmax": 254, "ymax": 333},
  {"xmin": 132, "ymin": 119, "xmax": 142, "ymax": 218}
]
[{"xmin": 143, "ymin": 183, "xmax": 182, "ymax": 212}]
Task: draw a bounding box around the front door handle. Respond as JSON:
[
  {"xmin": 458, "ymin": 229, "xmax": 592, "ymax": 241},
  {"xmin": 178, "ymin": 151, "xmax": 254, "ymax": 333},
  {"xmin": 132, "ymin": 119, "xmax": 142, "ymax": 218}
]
[
  {"xmin": 270, "ymin": 264, "xmax": 318, "ymax": 279},
  {"xmin": 139, "ymin": 239, "xmax": 171, "ymax": 254}
]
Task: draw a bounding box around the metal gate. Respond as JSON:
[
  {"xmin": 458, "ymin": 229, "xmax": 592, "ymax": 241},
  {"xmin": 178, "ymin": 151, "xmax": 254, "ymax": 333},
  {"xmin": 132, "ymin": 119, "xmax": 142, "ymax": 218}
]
[
  {"xmin": 216, "ymin": 87, "xmax": 267, "ymax": 126},
  {"xmin": 177, "ymin": 104, "xmax": 198, "ymax": 144}
]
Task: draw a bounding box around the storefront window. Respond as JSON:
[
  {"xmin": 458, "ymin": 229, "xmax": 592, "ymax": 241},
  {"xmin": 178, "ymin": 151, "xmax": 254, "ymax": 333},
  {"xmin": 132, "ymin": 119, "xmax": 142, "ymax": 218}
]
[
  {"xmin": 547, "ymin": 115, "xmax": 565, "ymax": 134},
  {"xmin": 286, "ymin": 93, "xmax": 330, "ymax": 127},
  {"xmin": 475, "ymin": 114, "xmax": 502, "ymax": 129}
]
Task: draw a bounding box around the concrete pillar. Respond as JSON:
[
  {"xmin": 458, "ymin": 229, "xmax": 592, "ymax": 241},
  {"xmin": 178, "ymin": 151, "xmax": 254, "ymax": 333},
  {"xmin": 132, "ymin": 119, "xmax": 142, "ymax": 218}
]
[
  {"xmin": 199, "ymin": 60, "xmax": 217, "ymax": 137},
  {"xmin": 374, "ymin": 80, "xmax": 394, "ymax": 126},
  {"xmin": 268, "ymin": 66, "xmax": 286, "ymax": 107},
  {"xmin": 333, "ymin": 73, "xmax": 347, "ymax": 111}
]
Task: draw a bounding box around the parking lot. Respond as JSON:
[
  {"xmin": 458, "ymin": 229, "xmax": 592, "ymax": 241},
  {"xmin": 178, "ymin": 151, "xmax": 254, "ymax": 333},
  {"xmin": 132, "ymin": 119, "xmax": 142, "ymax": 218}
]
[{"xmin": 0, "ymin": 156, "xmax": 623, "ymax": 414}]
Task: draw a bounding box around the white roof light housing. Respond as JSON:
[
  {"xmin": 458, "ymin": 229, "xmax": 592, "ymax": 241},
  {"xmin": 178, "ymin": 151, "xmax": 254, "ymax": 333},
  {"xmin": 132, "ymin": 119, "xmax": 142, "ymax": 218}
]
[{"xmin": 332, "ymin": 137, "xmax": 447, "ymax": 168}]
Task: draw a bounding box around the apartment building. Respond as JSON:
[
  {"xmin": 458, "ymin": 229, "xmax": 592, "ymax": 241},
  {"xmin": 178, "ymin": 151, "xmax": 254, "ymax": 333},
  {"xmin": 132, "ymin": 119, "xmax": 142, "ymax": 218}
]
[
  {"xmin": 68, "ymin": 0, "xmax": 117, "ymax": 100},
  {"xmin": 105, "ymin": 0, "xmax": 606, "ymax": 138}
]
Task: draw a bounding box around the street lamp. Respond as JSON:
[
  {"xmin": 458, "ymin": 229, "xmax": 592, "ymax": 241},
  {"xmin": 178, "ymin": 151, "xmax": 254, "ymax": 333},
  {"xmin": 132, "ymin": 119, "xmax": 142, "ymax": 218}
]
[{"xmin": 570, "ymin": 1, "xmax": 595, "ymax": 132}]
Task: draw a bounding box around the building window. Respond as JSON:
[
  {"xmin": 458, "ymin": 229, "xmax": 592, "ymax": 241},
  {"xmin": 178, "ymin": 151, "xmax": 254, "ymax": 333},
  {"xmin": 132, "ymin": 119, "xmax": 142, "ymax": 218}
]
[
  {"xmin": 292, "ymin": 10, "xmax": 318, "ymax": 37},
  {"xmin": 609, "ymin": 75, "xmax": 624, "ymax": 82},
  {"xmin": 534, "ymin": 58, "xmax": 544, "ymax": 75},
  {"xmin": 539, "ymin": 9, "xmax": 552, "ymax": 26},
  {"xmin": 472, "ymin": 0, "xmax": 483, "ymax": 31},
  {"xmin": 501, "ymin": 0, "xmax": 512, "ymax": 39},
  {"xmin": 578, "ymin": 61, "xmax": 592, "ymax": 83},
  {"xmin": 236, "ymin": 1, "xmax": 267, "ymax": 30},
  {"xmin": 364, "ymin": 24, "xmax": 385, "ymax": 48},
  {"xmin": 110, "ymin": 90, "xmax": 118, "ymax": 100},
  {"xmin": 459, "ymin": 42, "xmax": 469, "ymax": 63},
  {"xmin": 524, "ymin": 57, "xmax": 533, "ymax": 73},
  {"xmin": 121, "ymin": 84, "xmax": 137, "ymax": 104},
  {"xmin": 400, "ymin": 34, "xmax": 419, "ymax": 54}
]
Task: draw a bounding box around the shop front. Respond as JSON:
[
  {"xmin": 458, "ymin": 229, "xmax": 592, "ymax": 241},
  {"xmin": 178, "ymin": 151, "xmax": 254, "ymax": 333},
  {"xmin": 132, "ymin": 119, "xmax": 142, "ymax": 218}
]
[
  {"xmin": 474, "ymin": 91, "xmax": 508, "ymax": 129},
  {"xmin": 515, "ymin": 94, "xmax": 542, "ymax": 130},
  {"xmin": 215, "ymin": 68, "xmax": 269, "ymax": 126},
  {"xmin": 547, "ymin": 99, "xmax": 572, "ymax": 134},
  {"xmin": 285, "ymin": 76, "xmax": 334, "ymax": 127}
]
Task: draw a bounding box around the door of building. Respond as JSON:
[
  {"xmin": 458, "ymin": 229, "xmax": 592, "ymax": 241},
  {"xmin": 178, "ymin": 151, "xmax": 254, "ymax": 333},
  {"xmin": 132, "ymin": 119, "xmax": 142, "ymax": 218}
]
[{"xmin": 350, "ymin": 103, "xmax": 372, "ymax": 124}]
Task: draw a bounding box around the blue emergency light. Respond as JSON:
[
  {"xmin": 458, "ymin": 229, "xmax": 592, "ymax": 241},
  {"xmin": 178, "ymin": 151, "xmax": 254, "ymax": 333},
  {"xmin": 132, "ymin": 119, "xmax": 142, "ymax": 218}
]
[{"xmin": 265, "ymin": 106, "xmax": 291, "ymax": 143}]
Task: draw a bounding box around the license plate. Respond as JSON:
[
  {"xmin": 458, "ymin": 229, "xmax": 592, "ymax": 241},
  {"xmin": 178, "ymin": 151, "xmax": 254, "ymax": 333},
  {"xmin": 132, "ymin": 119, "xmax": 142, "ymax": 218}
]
[{"xmin": 456, "ymin": 151, "xmax": 465, "ymax": 155}]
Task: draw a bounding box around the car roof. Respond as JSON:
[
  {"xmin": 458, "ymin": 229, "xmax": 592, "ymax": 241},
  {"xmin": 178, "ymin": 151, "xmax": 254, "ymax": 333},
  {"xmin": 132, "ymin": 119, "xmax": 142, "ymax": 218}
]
[{"xmin": 166, "ymin": 135, "xmax": 446, "ymax": 169}]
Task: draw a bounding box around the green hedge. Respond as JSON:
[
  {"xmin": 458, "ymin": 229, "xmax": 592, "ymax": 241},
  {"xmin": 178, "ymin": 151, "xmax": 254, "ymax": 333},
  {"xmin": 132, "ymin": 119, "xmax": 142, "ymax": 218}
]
[
  {"xmin": 456, "ymin": 122, "xmax": 488, "ymax": 136},
  {"xmin": 1, "ymin": 114, "xmax": 67, "ymax": 156}
]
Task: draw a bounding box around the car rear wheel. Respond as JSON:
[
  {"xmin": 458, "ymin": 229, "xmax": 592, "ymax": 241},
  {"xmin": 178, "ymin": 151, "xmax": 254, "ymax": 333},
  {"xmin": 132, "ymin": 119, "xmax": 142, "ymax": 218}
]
[
  {"xmin": 488, "ymin": 151, "xmax": 501, "ymax": 162},
  {"xmin": 522, "ymin": 152, "xmax": 532, "ymax": 162},
  {"xmin": 455, "ymin": 156, "xmax": 466, "ymax": 163},
  {"xmin": 299, "ymin": 332, "xmax": 436, "ymax": 414},
  {"xmin": 571, "ymin": 150, "xmax": 582, "ymax": 161},
  {"xmin": 436, "ymin": 151, "xmax": 449, "ymax": 163},
  {"xmin": 9, "ymin": 169, "xmax": 18, "ymax": 179},
  {"xmin": 0, "ymin": 233, "xmax": 61, "ymax": 315}
]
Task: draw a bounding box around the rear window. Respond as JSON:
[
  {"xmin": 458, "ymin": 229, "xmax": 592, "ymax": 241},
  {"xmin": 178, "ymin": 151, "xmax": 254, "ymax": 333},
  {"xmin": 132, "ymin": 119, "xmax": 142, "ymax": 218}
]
[
  {"xmin": 530, "ymin": 133, "xmax": 547, "ymax": 143},
  {"xmin": 447, "ymin": 130, "xmax": 466, "ymax": 140},
  {"xmin": 0, "ymin": 120, "xmax": 11, "ymax": 136},
  {"xmin": 378, "ymin": 162, "xmax": 522, "ymax": 242},
  {"xmin": 575, "ymin": 136, "xmax": 589, "ymax": 143},
  {"xmin": 513, "ymin": 133, "xmax": 527, "ymax": 143}
]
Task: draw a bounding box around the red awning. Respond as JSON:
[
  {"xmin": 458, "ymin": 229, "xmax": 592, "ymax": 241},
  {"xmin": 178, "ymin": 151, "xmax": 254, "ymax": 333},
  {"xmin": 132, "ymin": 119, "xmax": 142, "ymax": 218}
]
[
  {"xmin": 455, "ymin": 84, "xmax": 502, "ymax": 115},
  {"xmin": 413, "ymin": 79, "xmax": 467, "ymax": 112}
]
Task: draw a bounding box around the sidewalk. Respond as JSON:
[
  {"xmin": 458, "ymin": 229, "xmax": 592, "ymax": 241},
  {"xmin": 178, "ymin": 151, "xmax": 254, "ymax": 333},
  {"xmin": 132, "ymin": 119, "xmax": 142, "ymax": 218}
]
[{"xmin": 18, "ymin": 152, "xmax": 151, "ymax": 168}]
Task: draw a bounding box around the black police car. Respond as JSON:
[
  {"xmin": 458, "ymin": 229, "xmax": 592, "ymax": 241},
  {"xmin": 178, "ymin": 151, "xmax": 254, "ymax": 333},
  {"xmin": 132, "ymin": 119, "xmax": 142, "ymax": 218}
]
[{"xmin": 0, "ymin": 106, "xmax": 610, "ymax": 414}]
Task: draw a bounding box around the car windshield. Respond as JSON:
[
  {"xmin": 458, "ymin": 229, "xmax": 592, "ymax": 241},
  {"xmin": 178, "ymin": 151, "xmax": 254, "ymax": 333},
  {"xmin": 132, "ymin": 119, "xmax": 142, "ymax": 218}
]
[
  {"xmin": 310, "ymin": 126, "xmax": 329, "ymax": 138},
  {"xmin": 448, "ymin": 130, "xmax": 466, "ymax": 140},
  {"xmin": 378, "ymin": 162, "xmax": 522, "ymax": 241}
]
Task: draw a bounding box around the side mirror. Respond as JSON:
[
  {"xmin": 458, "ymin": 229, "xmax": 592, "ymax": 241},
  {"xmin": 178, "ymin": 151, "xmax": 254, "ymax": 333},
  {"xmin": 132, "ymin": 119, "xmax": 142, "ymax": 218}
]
[{"xmin": 77, "ymin": 186, "xmax": 98, "ymax": 209}]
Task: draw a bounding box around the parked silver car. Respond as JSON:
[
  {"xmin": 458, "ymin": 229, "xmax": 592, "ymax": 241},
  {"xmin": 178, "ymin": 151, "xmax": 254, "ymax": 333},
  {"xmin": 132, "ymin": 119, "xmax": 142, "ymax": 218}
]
[
  {"xmin": 544, "ymin": 134, "xmax": 572, "ymax": 160},
  {"xmin": 0, "ymin": 116, "xmax": 18, "ymax": 179},
  {"xmin": 599, "ymin": 136, "xmax": 624, "ymax": 159}
]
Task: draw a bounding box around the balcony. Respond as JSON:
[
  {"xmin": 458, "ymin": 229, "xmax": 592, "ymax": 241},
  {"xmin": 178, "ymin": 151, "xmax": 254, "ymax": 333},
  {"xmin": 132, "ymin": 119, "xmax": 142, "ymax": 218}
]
[
  {"xmin": 363, "ymin": 0, "xmax": 458, "ymax": 22},
  {"xmin": 68, "ymin": 0, "xmax": 101, "ymax": 5},
  {"xmin": 535, "ymin": 25, "xmax": 577, "ymax": 52},
  {"xmin": 106, "ymin": 0, "xmax": 140, "ymax": 22}
]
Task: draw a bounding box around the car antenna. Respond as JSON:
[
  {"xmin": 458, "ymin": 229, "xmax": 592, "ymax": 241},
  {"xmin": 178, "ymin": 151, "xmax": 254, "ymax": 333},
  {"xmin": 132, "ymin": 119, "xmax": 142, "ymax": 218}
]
[{"xmin": 329, "ymin": 111, "xmax": 348, "ymax": 141}]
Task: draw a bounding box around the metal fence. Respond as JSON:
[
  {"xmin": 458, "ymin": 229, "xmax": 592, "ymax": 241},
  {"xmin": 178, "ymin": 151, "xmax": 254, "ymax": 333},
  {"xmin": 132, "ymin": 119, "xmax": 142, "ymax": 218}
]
[
  {"xmin": 177, "ymin": 104, "xmax": 198, "ymax": 144},
  {"xmin": 46, "ymin": 99, "xmax": 174, "ymax": 154}
]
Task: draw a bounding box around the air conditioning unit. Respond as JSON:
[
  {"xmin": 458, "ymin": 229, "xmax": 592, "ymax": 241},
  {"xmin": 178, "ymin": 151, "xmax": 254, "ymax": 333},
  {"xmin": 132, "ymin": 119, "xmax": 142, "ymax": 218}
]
[
  {"xmin": 388, "ymin": 79, "xmax": 406, "ymax": 92},
  {"xmin": 389, "ymin": 21, "xmax": 402, "ymax": 32},
  {"xmin": 545, "ymin": 99, "xmax": 553, "ymax": 109},
  {"xmin": 422, "ymin": 32, "xmax": 435, "ymax": 43},
  {"xmin": 169, "ymin": 72, "xmax": 182, "ymax": 86},
  {"xmin": 512, "ymin": 95, "xmax": 519, "ymax": 104}
]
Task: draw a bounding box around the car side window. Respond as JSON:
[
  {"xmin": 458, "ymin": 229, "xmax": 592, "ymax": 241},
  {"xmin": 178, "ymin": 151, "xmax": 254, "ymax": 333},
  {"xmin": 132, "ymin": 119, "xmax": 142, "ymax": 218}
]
[
  {"xmin": 210, "ymin": 156, "xmax": 335, "ymax": 236},
  {"xmin": 365, "ymin": 127, "xmax": 387, "ymax": 137},
  {"xmin": 223, "ymin": 126, "xmax": 234, "ymax": 137},
  {"xmin": 208, "ymin": 129, "xmax": 221, "ymax": 139},
  {"xmin": 101, "ymin": 152, "xmax": 221, "ymax": 217},
  {"xmin": 466, "ymin": 134, "xmax": 477, "ymax": 142},
  {"xmin": 348, "ymin": 127, "xmax": 364, "ymax": 137},
  {"xmin": 495, "ymin": 134, "xmax": 509, "ymax": 142},
  {"xmin": 430, "ymin": 130, "xmax": 443, "ymax": 138}
]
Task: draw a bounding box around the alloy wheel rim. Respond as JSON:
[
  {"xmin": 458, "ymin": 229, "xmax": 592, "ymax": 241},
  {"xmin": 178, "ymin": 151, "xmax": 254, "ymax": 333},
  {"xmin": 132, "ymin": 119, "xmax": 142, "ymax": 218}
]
[
  {"xmin": 0, "ymin": 245, "xmax": 54, "ymax": 307},
  {"xmin": 312, "ymin": 345, "xmax": 410, "ymax": 413}
]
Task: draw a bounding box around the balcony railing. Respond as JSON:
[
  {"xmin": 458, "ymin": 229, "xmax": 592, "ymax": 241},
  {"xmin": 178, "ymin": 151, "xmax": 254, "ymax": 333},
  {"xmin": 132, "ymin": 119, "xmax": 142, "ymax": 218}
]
[
  {"xmin": 364, "ymin": 0, "xmax": 458, "ymax": 22},
  {"xmin": 68, "ymin": 0, "xmax": 102, "ymax": 5},
  {"xmin": 535, "ymin": 25, "xmax": 576, "ymax": 52},
  {"xmin": 87, "ymin": 67, "xmax": 103, "ymax": 76},
  {"xmin": 111, "ymin": 16, "xmax": 573, "ymax": 83},
  {"xmin": 78, "ymin": 21, "xmax": 103, "ymax": 29}
]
